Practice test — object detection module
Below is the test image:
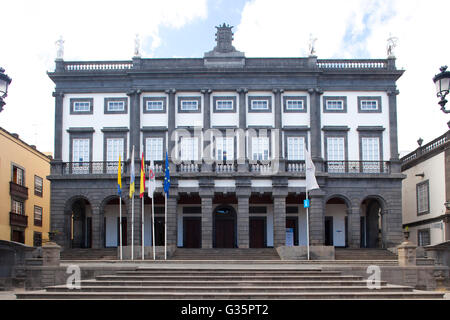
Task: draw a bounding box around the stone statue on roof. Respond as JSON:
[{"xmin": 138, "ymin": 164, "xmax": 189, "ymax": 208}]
[
  {"xmin": 387, "ymin": 34, "xmax": 398, "ymax": 58},
  {"xmin": 134, "ymin": 34, "xmax": 141, "ymax": 57},
  {"xmin": 55, "ymin": 36, "xmax": 64, "ymax": 60},
  {"xmin": 309, "ymin": 34, "xmax": 317, "ymax": 56}
]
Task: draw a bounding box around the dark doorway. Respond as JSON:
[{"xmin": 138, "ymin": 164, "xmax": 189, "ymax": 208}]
[
  {"xmin": 71, "ymin": 199, "xmax": 92, "ymax": 248},
  {"xmin": 250, "ymin": 217, "xmax": 266, "ymax": 248},
  {"xmin": 11, "ymin": 230, "xmax": 25, "ymax": 244},
  {"xmin": 344, "ymin": 216, "xmax": 348, "ymax": 247},
  {"xmin": 325, "ymin": 216, "xmax": 333, "ymax": 246},
  {"xmin": 183, "ymin": 217, "xmax": 201, "ymax": 248},
  {"xmin": 214, "ymin": 206, "xmax": 236, "ymax": 248},
  {"xmin": 365, "ymin": 200, "xmax": 382, "ymax": 248},
  {"xmin": 286, "ymin": 217, "xmax": 299, "ymax": 246},
  {"xmin": 360, "ymin": 216, "xmax": 366, "ymax": 248},
  {"xmin": 154, "ymin": 217, "xmax": 165, "ymax": 246},
  {"xmin": 117, "ymin": 217, "xmax": 127, "ymax": 246}
]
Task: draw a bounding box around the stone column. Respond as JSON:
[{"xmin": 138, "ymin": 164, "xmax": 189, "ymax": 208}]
[
  {"xmin": 273, "ymin": 195, "xmax": 287, "ymax": 247},
  {"xmin": 309, "ymin": 88, "xmax": 324, "ymax": 171},
  {"xmin": 273, "ymin": 89, "xmax": 285, "ymax": 172},
  {"xmin": 398, "ymin": 236, "xmax": 417, "ymax": 267},
  {"xmin": 166, "ymin": 192, "xmax": 178, "ymax": 247},
  {"xmin": 201, "ymin": 194, "xmax": 213, "ymax": 248},
  {"xmin": 309, "ymin": 190, "xmax": 325, "ymax": 245},
  {"xmin": 42, "ymin": 242, "xmax": 61, "ymax": 266},
  {"xmin": 202, "ymin": 89, "xmax": 212, "ymax": 172},
  {"xmin": 237, "ymin": 88, "xmax": 248, "ymax": 172},
  {"xmin": 53, "ymin": 91, "xmax": 64, "ymax": 160},
  {"xmin": 347, "ymin": 206, "xmax": 361, "ymax": 248},
  {"xmin": 237, "ymin": 196, "xmax": 250, "ymax": 248},
  {"xmin": 166, "ymin": 89, "xmax": 177, "ymax": 172},
  {"xmin": 388, "ymin": 89, "xmax": 401, "ymax": 173},
  {"xmin": 127, "ymin": 89, "xmax": 142, "ymax": 159},
  {"xmin": 91, "ymin": 207, "xmax": 103, "ymax": 248}
]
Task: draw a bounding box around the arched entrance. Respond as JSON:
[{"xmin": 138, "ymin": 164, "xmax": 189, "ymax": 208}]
[
  {"xmin": 361, "ymin": 197, "xmax": 385, "ymax": 248},
  {"xmin": 70, "ymin": 198, "xmax": 92, "ymax": 248},
  {"xmin": 213, "ymin": 205, "xmax": 237, "ymax": 248},
  {"xmin": 325, "ymin": 196, "xmax": 350, "ymax": 247}
]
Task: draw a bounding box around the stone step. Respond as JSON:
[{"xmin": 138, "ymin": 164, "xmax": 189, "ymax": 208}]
[
  {"xmin": 117, "ymin": 270, "xmax": 342, "ymax": 276},
  {"xmin": 95, "ymin": 274, "xmax": 365, "ymax": 281},
  {"xmin": 79, "ymin": 279, "xmax": 388, "ymax": 287},
  {"xmin": 45, "ymin": 284, "xmax": 412, "ymax": 293},
  {"xmin": 16, "ymin": 291, "xmax": 444, "ymax": 300}
]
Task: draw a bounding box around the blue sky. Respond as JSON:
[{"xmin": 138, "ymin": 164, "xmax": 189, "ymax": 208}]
[{"xmin": 1, "ymin": 0, "xmax": 450, "ymax": 155}]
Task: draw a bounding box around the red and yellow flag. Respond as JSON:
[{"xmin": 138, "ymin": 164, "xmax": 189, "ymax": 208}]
[{"xmin": 140, "ymin": 152, "xmax": 145, "ymax": 198}]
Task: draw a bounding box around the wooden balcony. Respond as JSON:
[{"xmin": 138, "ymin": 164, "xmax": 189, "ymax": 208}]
[
  {"xmin": 10, "ymin": 181, "xmax": 28, "ymax": 200},
  {"xmin": 10, "ymin": 212, "xmax": 28, "ymax": 228}
]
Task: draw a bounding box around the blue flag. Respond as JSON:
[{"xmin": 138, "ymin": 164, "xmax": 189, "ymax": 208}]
[{"xmin": 163, "ymin": 151, "xmax": 170, "ymax": 197}]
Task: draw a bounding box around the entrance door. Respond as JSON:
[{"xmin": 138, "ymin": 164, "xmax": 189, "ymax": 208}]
[
  {"xmin": 11, "ymin": 230, "xmax": 25, "ymax": 244},
  {"xmin": 250, "ymin": 217, "xmax": 266, "ymax": 248},
  {"xmin": 286, "ymin": 218, "xmax": 298, "ymax": 246},
  {"xmin": 86, "ymin": 217, "xmax": 92, "ymax": 248},
  {"xmin": 155, "ymin": 217, "xmax": 165, "ymax": 246},
  {"xmin": 184, "ymin": 217, "xmax": 201, "ymax": 248},
  {"xmin": 117, "ymin": 217, "xmax": 127, "ymax": 247},
  {"xmin": 325, "ymin": 216, "xmax": 333, "ymax": 246},
  {"xmin": 215, "ymin": 220, "xmax": 234, "ymax": 248}
]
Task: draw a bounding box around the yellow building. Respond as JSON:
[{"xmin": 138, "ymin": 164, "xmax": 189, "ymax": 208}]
[{"xmin": 0, "ymin": 127, "xmax": 51, "ymax": 247}]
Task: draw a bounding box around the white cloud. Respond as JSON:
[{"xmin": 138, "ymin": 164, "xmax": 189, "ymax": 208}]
[{"xmin": 0, "ymin": 0, "xmax": 207, "ymax": 153}]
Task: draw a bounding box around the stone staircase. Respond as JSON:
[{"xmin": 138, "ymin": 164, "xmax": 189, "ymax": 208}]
[
  {"xmin": 170, "ymin": 248, "xmax": 281, "ymax": 260},
  {"xmin": 60, "ymin": 248, "xmax": 117, "ymax": 260},
  {"xmin": 335, "ymin": 248, "xmax": 398, "ymax": 260},
  {"xmin": 15, "ymin": 267, "xmax": 444, "ymax": 299}
]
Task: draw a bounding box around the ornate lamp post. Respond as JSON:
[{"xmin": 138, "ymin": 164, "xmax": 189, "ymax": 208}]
[
  {"xmin": 433, "ymin": 66, "xmax": 450, "ymax": 113},
  {"xmin": 0, "ymin": 67, "xmax": 12, "ymax": 113}
]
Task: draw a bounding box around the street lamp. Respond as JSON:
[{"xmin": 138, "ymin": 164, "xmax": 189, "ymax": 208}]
[
  {"xmin": 433, "ymin": 66, "xmax": 450, "ymax": 113},
  {"xmin": 0, "ymin": 67, "xmax": 12, "ymax": 113}
]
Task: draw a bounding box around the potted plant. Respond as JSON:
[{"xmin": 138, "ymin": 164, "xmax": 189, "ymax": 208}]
[{"xmin": 403, "ymin": 226, "xmax": 410, "ymax": 240}]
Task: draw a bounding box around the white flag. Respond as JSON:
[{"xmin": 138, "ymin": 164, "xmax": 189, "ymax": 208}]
[
  {"xmin": 148, "ymin": 159, "xmax": 156, "ymax": 198},
  {"xmin": 305, "ymin": 147, "xmax": 320, "ymax": 191}
]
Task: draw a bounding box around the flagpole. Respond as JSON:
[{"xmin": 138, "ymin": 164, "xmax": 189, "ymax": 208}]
[
  {"xmin": 131, "ymin": 193, "xmax": 134, "ymax": 260},
  {"xmin": 141, "ymin": 196, "xmax": 145, "ymax": 260},
  {"xmin": 164, "ymin": 194, "xmax": 167, "ymax": 260},
  {"xmin": 152, "ymin": 195, "xmax": 155, "ymax": 260},
  {"xmin": 119, "ymin": 196, "xmax": 122, "ymax": 260},
  {"xmin": 306, "ymin": 188, "xmax": 310, "ymax": 261}
]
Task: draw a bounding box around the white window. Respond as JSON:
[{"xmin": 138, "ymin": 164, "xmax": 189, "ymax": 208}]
[
  {"xmin": 12, "ymin": 166, "xmax": 24, "ymax": 185},
  {"xmin": 146, "ymin": 100, "xmax": 164, "ymax": 111},
  {"xmin": 73, "ymin": 101, "xmax": 91, "ymax": 112},
  {"xmin": 216, "ymin": 137, "xmax": 234, "ymax": 160},
  {"xmin": 360, "ymin": 100, "xmax": 378, "ymax": 111},
  {"xmin": 417, "ymin": 182, "xmax": 429, "ymax": 214},
  {"xmin": 361, "ymin": 137, "xmax": 380, "ymax": 161},
  {"xmin": 12, "ymin": 199, "xmax": 24, "ymax": 215},
  {"xmin": 327, "ymin": 137, "xmax": 345, "ymax": 173},
  {"xmin": 181, "ymin": 100, "xmax": 198, "ymax": 111},
  {"xmin": 251, "ymin": 137, "xmax": 270, "ymax": 161},
  {"xmin": 107, "ymin": 101, "xmax": 125, "ymax": 112},
  {"xmin": 106, "ymin": 138, "xmax": 124, "ymax": 174},
  {"xmin": 251, "ymin": 100, "xmax": 269, "ymax": 110},
  {"xmin": 72, "ymin": 139, "xmax": 90, "ymax": 162},
  {"xmin": 216, "ymin": 100, "xmax": 233, "ymax": 111},
  {"xmin": 34, "ymin": 206, "xmax": 42, "ymax": 222},
  {"xmin": 286, "ymin": 100, "xmax": 304, "ymax": 111},
  {"xmin": 145, "ymin": 137, "xmax": 164, "ymax": 161},
  {"xmin": 287, "ymin": 137, "xmax": 305, "ymax": 160},
  {"xmin": 326, "ymin": 100, "xmax": 344, "ymax": 111},
  {"xmin": 418, "ymin": 229, "xmax": 430, "ymax": 246},
  {"xmin": 180, "ymin": 137, "xmax": 199, "ymax": 161}
]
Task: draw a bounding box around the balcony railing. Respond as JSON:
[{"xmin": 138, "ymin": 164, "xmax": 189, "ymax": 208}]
[
  {"xmin": 64, "ymin": 61, "xmax": 133, "ymax": 71},
  {"xmin": 249, "ymin": 161, "xmax": 272, "ymax": 173},
  {"xmin": 10, "ymin": 181, "xmax": 28, "ymax": 199},
  {"xmin": 177, "ymin": 161, "xmax": 201, "ymax": 173},
  {"xmin": 214, "ymin": 160, "xmax": 237, "ymax": 173},
  {"xmin": 324, "ymin": 161, "xmax": 390, "ymax": 174},
  {"xmin": 317, "ymin": 59, "xmax": 387, "ymax": 69},
  {"xmin": 10, "ymin": 212, "xmax": 28, "ymax": 228},
  {"xmin": 60, "ymin": 161, "xmax": 125, "ymax": 175},
  {"xmin": 286, "ymin": 160, "xmax": 306, "ymax": 172},
  {"xmin": 145, "ymin": 160, "xmax": 164, "ymax": 174},
  {"xmin": 401, "ymin": 131, "xmax": 449, "ymax": 166}
]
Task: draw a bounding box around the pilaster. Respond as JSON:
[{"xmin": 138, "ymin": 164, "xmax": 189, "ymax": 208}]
[
  {"xmin": 127, "ymin": 89, "xmax": 141, "ymax": 159},
  {"xmin": 202, "ymin": 89, "xmax": 213, "ymax": 172},
  {"xmin": 237, "ymin": 88, "xmax": 248, "ymax": 172},
  {"xmin": 347, "ymin": 206, "xmax": 361, "ymax": 248},
  {"xmin": 53, "ymin": 91, "xmax": 64, "ymax": 160},
  {"xmin": 273, "ymin": 195, "xmax": 287, "ymax": 247},
  {"xmin": 237, "ymin": 178, "xmax": 251, "ymax": 248},
  {"xmin": 166, "ymin": 191, "xmax": 178, "ymax": 246},
  {"xmin": 309, "ymin": 190, "xmax": 325, "ymax": 245},
  {"xmin": 166, "ymin": 89, "xmax": 177, "ymax": 172},
  {"xmin": 309, "ymin": 88, "xmax": 324, "ymax": 171},
  {"xmin": 273, "ymin": 89, "xmax": 285, "ymax": 173},
  {"xmin": 388, "ymin": 89, "xmax": 400, "ymax": 173},
  {"xmin": 200, "ymin": 193, "xmax": 213, "ymax": 248}
]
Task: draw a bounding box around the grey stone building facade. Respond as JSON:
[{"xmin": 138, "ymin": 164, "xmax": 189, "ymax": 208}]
[{"xmin": 47, "ymin": 24, "xmax": 404, "ymax": 253}]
